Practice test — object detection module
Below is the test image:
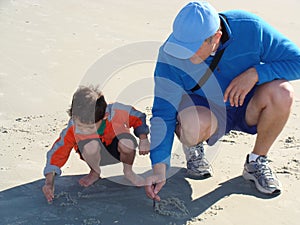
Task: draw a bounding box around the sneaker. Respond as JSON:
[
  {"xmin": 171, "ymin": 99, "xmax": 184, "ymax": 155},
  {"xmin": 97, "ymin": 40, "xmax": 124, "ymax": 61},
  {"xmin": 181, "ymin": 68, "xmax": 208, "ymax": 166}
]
[
  {"xmin": 184, "ymin": 142, "xmax": 213, "ymax": 179},
  {"xmin": 242, "ymin": 154, "xmax": 282, "ymax": 195}
]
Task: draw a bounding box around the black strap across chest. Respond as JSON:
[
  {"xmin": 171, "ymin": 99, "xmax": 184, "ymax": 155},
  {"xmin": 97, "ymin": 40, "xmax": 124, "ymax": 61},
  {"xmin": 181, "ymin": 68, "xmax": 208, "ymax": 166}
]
[{"xmin": 191, "ymin": 14, "xmax": 228, "ymax": 92}]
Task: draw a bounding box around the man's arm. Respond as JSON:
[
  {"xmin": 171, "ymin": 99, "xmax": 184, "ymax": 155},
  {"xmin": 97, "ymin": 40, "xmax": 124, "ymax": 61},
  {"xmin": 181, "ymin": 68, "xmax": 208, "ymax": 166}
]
[
  {"xmin": 145, "ymin": 163, "xmax": 167, "ymax": 201},
  {"xmin": 150, "ymin": 61, "xmax": 184, "ymax": 167},
  {"xmin": 145, "ymin": 57, "xmax": 185, "ymax": 200},
  {"xmin": 254, "ymin": 17, "xmax": 300, "ymax": 84}
]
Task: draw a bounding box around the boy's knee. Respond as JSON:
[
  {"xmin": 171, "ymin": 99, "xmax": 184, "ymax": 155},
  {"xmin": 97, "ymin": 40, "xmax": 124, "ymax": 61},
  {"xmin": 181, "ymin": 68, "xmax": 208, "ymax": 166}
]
[
  {"xmin": 118, "ymin": 139, "xmax": 135, "ymax": 154},
  {"xmin": 82, "ymin": 140, "xmax": 101, "ymax": 156}
]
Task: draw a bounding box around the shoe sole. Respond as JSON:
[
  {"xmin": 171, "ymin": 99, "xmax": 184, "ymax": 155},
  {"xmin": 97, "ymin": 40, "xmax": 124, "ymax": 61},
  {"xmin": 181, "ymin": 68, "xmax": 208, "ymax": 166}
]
[
  {"xmin": 242, "ymin": 169, "xmax": 281, "ymax": 195},
  {"xmin": 186, "ymin": 170, "xmax": 213, "ymax": 180}
]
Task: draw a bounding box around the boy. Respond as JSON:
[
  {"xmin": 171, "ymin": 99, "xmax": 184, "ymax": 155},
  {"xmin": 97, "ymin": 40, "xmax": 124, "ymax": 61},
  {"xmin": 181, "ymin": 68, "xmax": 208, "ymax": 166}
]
[{"xmin": 42, "ymin": 85, "xmax": 150, "ymax": 202}]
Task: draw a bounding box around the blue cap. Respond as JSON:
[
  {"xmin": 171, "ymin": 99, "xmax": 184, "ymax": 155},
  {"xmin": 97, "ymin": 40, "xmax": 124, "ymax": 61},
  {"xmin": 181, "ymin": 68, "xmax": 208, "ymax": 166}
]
[{"xmin": 163, "ymin": 1, "xmax": 220, "ymax": 59}]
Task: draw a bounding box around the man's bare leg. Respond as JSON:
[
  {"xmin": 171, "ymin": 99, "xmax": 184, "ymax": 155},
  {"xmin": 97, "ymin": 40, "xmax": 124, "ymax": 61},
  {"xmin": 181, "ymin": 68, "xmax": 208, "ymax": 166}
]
[
  {"xmin": 79, "ymin": 140, "xmax": 101, "ymax": 187},
  {"xmin": 241, "ymin": 80, "xmax": 293, "ymax": 195},
  {"xmin": 246, "ymin": 80, "xmax": 294, "ymax": 156},
  {"xmin": 119, "ymin": 139, "xmax": 145, "ymax": 187},
  {"xmin": 176, "ymin": 105, "xmax": 218, "ymax": 146}
]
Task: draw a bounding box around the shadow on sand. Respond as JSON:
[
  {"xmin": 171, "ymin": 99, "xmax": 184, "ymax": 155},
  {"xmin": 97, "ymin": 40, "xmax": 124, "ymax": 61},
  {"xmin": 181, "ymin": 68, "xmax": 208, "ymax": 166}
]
[{"xmin": 0, "ymin": 167, "xmax": 277, "ymax": 225}]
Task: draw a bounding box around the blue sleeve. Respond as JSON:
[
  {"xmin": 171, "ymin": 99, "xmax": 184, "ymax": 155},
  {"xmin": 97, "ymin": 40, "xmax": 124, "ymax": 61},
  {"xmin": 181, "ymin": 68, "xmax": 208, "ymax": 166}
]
[
  {"xmin": 254, "ymin": 18, "xmax": 300, "ymax": 84},
  {"xmin": 150, "ymin": 61, "xmax": 184, "ymax": 166}
]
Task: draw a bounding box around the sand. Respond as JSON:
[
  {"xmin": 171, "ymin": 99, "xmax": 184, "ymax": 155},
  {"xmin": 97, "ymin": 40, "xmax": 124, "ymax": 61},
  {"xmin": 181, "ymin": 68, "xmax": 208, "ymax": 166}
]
[{"xmin": 0, "ymin": 0, "xmax": 300, "ymax": 224}]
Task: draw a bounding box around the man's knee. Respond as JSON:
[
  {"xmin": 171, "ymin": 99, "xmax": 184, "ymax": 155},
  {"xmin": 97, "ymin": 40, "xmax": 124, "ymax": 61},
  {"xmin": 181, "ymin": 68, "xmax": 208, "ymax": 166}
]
[
  {"xmin": 277, "ymin": 81, "xmax": 294, "ymax": 107},
  {"xmin": 177, "ymin": 106, "xmax": 217, "ymax": 146},
  {"xmin": 256, "ymin": 80, "xmax": 294, "ymax": 108},
  {"xmin": 267, "ymin": 80, "xmax": 294, "ymax": 109}
]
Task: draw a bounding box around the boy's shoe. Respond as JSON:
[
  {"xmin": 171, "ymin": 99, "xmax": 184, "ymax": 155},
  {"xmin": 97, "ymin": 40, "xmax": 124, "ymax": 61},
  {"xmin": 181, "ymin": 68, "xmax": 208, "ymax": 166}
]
[
  {"xmin": 242, "ymin": 154, "xmax": 282, "ymax": 195},
  {"xmin": 184, "ymin": 143, "xmax": 213, "ymax": 179}
]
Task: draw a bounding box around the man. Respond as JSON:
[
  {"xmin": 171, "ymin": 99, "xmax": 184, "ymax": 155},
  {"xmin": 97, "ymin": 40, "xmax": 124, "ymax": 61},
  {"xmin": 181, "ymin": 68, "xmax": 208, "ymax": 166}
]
[{"xmin": 145, "ymin": 1, "xmax": 300, "ymax": 201}]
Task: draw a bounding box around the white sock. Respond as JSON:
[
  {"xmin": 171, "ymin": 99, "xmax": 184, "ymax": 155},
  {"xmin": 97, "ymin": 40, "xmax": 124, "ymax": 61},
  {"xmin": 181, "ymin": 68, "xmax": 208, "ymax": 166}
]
[{"xmin": 249, "ymin": 153, "xmax": 260, "ymax": 162}]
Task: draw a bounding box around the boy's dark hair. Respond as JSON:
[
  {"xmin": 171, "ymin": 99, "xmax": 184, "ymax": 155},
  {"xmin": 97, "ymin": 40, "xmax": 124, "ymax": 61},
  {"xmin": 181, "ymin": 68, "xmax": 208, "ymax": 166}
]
[{"xmin": 68, "ymin": 85, "xmax": 107, "ymax": 123}]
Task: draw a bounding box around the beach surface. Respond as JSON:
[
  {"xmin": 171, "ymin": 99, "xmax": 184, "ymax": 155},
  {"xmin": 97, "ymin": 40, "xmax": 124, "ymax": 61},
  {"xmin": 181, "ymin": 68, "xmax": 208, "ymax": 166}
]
[{"xmin": 0, "ymin": 0, "xmax": 300, "ymax": 224}]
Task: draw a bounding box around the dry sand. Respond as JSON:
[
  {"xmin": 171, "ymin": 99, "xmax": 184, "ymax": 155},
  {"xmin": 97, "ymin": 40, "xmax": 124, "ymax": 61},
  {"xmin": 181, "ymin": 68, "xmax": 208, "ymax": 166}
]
[{"xmin": 0, "ymin": 0, "xmax": 300, "ymax": 224}]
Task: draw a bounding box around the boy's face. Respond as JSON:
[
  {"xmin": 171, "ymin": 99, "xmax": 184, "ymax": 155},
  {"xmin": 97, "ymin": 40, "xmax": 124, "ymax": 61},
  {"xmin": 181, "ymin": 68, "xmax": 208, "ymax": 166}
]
[{"xmin": 74, "ymin": 118, "xmax": 102, "ymax": 135}]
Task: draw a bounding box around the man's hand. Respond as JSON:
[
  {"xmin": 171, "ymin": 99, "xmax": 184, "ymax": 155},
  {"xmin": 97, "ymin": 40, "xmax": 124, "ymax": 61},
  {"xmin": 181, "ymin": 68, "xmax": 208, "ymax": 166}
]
[
  {"xmin": 138, "ymin": 138, "xmax": 150, "ymax": 155},
  {"xmin": 145, "ymin": 163, "xmax": 166, "ymax": 201},
  {"xmin": 224, "ymin": 67, "xmax": 258, "ymax": 107}
]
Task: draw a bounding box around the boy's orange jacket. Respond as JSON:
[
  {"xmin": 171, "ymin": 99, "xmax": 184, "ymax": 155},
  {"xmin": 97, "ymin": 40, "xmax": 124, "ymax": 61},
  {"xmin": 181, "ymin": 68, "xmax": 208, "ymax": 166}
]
[{"xmin": 43, "ymin": 102, "xmax": 149, "ymax": 176}]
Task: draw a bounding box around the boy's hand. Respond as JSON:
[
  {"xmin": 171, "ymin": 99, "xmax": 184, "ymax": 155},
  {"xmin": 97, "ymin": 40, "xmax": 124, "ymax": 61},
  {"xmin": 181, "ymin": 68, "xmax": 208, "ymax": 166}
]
[
  {"xmin": 42, "ymin": 184, "xmax": 55, "ymax": 203},
  {"xmin": 42, "ymin": 172, "xmax": 55, "ymax": 203},
  {"xmin": 138, "ymin": 138, "xmax": 150, "ymax": 155}
]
